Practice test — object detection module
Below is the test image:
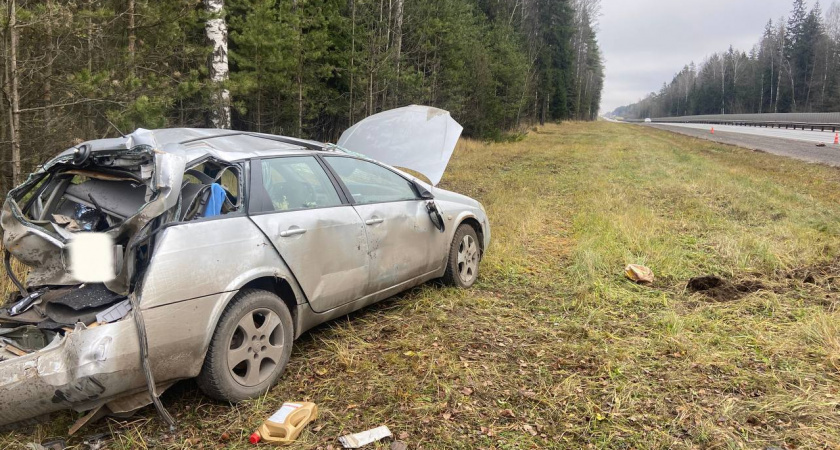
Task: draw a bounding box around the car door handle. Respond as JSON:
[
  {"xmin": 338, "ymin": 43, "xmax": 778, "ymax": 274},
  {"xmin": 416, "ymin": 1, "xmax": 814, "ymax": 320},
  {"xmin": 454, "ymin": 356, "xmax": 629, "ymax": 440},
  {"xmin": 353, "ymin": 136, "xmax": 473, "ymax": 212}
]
[
  {"xmin": 279, "ymin": 228, "xmax": 307, "ymax": 237},
  {"xmin": 365, "ymin": 217, "xmax": 384, "ymax": 225}
]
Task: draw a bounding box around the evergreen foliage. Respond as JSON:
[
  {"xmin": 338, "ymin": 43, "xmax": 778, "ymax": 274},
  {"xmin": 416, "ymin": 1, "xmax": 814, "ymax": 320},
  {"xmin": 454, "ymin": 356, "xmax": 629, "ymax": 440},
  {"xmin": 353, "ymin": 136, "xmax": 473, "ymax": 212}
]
[
  {"xmin": 613, "ymin": 0, "xmax": 840, "ymax": 120},
  {"xmin": 0, "ymin": 0, "xmax": 604, "ymax": 190}
]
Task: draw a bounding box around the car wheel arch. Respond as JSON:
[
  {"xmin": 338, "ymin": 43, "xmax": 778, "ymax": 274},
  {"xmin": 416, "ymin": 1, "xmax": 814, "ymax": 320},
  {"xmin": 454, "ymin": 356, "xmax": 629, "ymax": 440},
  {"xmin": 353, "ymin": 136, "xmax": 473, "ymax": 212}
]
[
  {"xmin": 237, "ymin": 276, "xmax": 299, "ymax": 328},
  {"xmin": 458, "ymin": 217, "xmax": 485, "ymax": 257},
  {"xmin": 199, "ymin": 273, "xmax": 304, "ymax": 365}
]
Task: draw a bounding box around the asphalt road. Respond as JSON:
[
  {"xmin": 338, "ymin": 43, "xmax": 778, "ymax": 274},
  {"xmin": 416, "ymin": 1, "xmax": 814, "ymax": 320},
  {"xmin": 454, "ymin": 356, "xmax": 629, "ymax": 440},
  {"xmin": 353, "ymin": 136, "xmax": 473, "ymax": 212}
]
[{"xmin": 646, "ymin": 122, "xmax": 840, "ymax": 166}]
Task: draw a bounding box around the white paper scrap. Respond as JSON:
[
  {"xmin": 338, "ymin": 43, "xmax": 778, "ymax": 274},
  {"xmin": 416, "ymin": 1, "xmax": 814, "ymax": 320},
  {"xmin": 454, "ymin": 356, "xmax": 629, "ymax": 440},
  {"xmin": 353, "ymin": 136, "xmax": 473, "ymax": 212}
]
[{"xmin": 339, "ymin": 425, "xmax": 392, "ymax": 448}]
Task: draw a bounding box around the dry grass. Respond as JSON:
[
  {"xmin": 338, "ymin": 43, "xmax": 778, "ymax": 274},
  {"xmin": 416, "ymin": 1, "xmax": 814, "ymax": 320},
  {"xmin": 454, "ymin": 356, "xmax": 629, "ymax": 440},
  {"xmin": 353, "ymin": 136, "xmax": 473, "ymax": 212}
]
[{"xmin": 3, "ymin": 122, "xmax": 840, "ymax": 448}]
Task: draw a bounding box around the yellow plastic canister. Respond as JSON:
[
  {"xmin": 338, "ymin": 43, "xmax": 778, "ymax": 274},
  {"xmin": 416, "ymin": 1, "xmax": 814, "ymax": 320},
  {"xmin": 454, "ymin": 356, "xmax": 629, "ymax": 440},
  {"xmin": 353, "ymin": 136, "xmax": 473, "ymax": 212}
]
[{"xmin": 249, "ymin": 402, "xmax": 318, "ymax": 445}]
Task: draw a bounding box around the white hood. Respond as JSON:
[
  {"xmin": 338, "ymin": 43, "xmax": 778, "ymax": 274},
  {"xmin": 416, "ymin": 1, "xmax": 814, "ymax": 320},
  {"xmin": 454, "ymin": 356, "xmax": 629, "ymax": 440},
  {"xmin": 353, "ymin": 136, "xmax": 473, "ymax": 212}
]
[{"xmin": 337, "ymin": 105, "xmax": 463, "ymax": 186}]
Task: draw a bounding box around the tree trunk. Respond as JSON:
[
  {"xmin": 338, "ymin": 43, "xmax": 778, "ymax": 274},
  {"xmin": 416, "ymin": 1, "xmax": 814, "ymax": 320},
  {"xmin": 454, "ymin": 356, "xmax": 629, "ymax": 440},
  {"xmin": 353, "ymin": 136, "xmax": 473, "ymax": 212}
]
[
  {"xmin": 720, "ymin": 58, "xmax": 726, "ymax": 114},
  {"xmin": 8, "ymin": 0, "xmax": 21, "ymax": 185},
  {"xmin": 128, "ymin": 0, "xmax": 136, "ymax": 77},
  {"xmin": 759, "ymin": 72, "xmax": 764, "ymax": 114},
  {"xmin": 44, "ymin": 0, "xmax": 54, "ymax": 134},
  {"xmin": 297, "ymin": 71, "xmax": 303, "ymax": 136},
  {"xmin": 820, "ymin": 45, "xmax": 830, "ymax": 107},
  {"xmin": 87, "ymin": 0, "xmax": 94, "ymax": 136},
  {"xmin": 774, "ymin": 32, "xmax": 784, "ymax": 113},
  {"xmin": 392, "ymin": 0, "xmax": 403, "ymax": 106},
  {"xmin": 787, "ymin": 63, "xmax": 796, "ymax": 111},
  {"xmin": 349, "ymin": 0, "xmax": 355, "ymax": 124},
  {"xmin": 204, "ymin": 0, "xmax": 231, "ymax": 129},
  {"xmin": 805, "ymin": 57, "xmax": 816, "ymax": 111}
]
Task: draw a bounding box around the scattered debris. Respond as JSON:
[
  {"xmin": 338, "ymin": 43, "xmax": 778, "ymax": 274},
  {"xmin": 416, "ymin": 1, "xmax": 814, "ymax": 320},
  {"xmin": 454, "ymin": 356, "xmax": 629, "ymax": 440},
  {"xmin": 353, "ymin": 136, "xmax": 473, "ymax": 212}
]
[
  {"xmin": 81, "ymin": 432, "xmax": 113, "ymax": 450},
  {"xmin": 52, "ymin": 214, "xmax": 83, "ymax": 233},
  {"xmin": 249, "ymin": 402, "xmax": 318, "ymax": 445},
  {"xmin": 0, "ymin": 340, "xmax": 29, "ymax": 359},
  {"xmin": 68, "ymin": 405, "xmax": 105, "ymax": 436},
  {"xmin": 25, "ymin": 440, "xmax": 65, "ymax": 450},
  {"xmin": 816, "ymin": 142, "xmax": 827, "ymax": 147},
  {"xmin": 8, "ymin": 289, "xmax": 47, "ymax": 316},
  {"xmin": 95, "ymin": 299, "xmax": 132, "ymax": 324},
  {"xmin": 339, "ymin": 425, "xmax": 393, "ymax": 448},
  {"xmin": 390, "ymin": 441, "xmax": 408, "ymax": 450},
  {"xmin": 0, "ymin": 325, "xmax": 51, "ymax": 351},
  {"xmin": 624, "ymin": 264, "xmax": 654, "ymax": 283}
]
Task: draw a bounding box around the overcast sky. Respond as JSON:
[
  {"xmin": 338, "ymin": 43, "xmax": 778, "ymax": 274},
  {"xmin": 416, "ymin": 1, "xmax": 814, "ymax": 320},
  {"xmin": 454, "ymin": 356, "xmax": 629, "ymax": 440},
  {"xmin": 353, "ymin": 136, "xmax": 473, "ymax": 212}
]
[{"xmin": 599, "ymin": 0, "xmax": 798, "ymax": 114}]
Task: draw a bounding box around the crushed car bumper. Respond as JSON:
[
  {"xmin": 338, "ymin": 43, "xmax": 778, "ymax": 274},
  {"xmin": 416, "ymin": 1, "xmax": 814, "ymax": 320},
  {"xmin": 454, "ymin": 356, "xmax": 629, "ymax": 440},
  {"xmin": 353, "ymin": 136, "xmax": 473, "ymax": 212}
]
[{"xmin": 0, "ymin": 318, "xmax": 145, "ymax": 427}]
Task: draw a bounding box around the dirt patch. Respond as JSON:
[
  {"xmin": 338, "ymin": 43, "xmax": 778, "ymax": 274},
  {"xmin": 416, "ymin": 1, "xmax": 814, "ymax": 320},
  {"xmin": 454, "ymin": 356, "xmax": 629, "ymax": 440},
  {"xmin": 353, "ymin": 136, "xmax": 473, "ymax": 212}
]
[
  {"xmin": 687, "ymin": 275, "xmax": 765, "ymax": 301},
  {"xmin": 786, "ymin": 261, "xmax": 840, "ymax": 291}
]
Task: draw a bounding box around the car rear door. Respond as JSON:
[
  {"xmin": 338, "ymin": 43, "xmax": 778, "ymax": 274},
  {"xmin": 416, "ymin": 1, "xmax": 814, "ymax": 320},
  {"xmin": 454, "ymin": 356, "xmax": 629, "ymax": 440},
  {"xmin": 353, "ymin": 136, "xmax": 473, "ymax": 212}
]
[
  {"xmin": 322, "ymin": 155, "xmax": 446, "ymax": 295},
  {"xmin": 249, "ymin": 156, "xmax": 369, "ymax": 312}
]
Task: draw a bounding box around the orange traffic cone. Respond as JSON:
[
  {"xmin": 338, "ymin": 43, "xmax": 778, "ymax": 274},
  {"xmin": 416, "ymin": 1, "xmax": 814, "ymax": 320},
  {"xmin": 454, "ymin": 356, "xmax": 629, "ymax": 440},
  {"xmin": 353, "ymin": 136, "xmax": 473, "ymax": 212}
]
[
  {"xmin": 711, "ymin": 127, "xmax": 715, "ymax": 134},
  {"xmin": 835, "ymin": 133, "xmax": 839, "ymax": 145}
]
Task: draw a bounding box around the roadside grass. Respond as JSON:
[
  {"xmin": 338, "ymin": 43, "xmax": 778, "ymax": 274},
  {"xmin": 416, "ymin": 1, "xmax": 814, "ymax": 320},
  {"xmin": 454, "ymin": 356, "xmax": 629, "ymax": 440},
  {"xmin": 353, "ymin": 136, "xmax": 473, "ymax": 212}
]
[{"xmin": 3, "ymin": 121, "xmax": 840, "ymax": 448}]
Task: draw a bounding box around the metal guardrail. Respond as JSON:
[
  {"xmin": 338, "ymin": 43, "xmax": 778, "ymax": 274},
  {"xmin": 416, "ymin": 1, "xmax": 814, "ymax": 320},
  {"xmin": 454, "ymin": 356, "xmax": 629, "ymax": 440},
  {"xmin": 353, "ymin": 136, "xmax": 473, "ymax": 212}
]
[{"xmin": 646, "ymin": 112, "xmax": 840, "ymax": 132}]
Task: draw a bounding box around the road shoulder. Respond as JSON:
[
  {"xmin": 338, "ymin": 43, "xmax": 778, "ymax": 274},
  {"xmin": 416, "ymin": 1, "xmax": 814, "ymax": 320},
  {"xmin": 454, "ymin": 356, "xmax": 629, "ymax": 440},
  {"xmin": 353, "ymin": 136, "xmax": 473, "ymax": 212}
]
[{"xmin": 646, "ymin": 123, "xmax": 840, "ymax": 167}]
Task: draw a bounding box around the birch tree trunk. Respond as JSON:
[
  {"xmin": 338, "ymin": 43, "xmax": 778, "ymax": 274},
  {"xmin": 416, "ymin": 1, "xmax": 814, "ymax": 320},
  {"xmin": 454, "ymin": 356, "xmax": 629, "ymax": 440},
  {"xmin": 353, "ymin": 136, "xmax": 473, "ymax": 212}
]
[
  {"xmin": 392, "ymin": 0, "xmax": 403, "ymax": 106},
  {"xmin": 205, "ymin": 0, "xmax": 231, "ymax": 129},
  {"xmin": 8, "ymin": 0, "xmax": 21, "ymax": 185}
]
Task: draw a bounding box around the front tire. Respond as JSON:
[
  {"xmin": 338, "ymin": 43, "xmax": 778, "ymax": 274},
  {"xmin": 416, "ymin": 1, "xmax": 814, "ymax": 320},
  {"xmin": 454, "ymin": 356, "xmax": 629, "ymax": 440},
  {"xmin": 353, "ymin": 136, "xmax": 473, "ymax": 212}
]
[
  {"xmin": 197, "ymin": 289, "xmax": 293, "ymax": 402},
  {"xmin": 441, "ymin": 224, "xmax": 481, "ymax": 288}
]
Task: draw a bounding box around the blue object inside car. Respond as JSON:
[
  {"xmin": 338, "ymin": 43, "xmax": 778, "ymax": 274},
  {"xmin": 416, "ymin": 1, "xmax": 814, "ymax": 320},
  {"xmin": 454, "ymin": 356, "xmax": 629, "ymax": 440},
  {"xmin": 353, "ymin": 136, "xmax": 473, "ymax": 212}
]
[{"xmin": 203, "ymin": 183, "xmax": 226, "ymax": 217}]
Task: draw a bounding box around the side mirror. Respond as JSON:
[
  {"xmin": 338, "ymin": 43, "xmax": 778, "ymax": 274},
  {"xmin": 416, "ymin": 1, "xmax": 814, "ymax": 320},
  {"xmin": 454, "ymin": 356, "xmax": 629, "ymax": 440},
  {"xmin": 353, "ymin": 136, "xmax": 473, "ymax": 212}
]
[{"xmin": 425, "ymin": 201, "xmax": 445, "ymax": 232}]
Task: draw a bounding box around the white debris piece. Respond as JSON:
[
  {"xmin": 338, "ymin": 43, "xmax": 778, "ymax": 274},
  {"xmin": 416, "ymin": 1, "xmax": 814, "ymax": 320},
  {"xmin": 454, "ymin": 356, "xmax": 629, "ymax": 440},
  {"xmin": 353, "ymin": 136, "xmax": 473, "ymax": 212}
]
[{"xmin": 338, "ymin": 425, "xmax": 393, "ymax": 448}]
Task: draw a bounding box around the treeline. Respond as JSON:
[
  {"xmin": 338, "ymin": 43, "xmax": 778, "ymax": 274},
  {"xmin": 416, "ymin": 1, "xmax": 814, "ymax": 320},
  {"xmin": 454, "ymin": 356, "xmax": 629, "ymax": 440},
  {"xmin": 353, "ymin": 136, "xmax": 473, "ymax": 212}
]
[
  {"xmin": 0, "ymin": 0, "xmax": 604, "ymax": 190},
  {"xmin": 612, "ymin": 0, "xmax": 840, "ymax": 120}
]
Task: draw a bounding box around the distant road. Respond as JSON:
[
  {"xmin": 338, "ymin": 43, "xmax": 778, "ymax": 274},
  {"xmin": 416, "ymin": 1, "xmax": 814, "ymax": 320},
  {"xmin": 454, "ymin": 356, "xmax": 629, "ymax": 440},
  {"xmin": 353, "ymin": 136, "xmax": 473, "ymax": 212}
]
[
  {"xmin": 650, "ymin": 122, "xmax": 837, "ymax": 145},
  {"xmin": 644, "ymin": 122, "xmax": 840, "ymax": 166}
]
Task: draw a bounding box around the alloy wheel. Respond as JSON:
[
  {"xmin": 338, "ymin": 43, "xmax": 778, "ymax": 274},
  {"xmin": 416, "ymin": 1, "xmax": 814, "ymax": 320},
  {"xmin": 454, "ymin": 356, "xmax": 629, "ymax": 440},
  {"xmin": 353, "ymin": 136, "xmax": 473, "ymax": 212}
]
[
  {"xmin": 457, "ymin": 234, "xmax": 479, "ymax": 284},
  {"xmin": 227, "ymin": 308, "xmax": 286, "ymax": 387}
]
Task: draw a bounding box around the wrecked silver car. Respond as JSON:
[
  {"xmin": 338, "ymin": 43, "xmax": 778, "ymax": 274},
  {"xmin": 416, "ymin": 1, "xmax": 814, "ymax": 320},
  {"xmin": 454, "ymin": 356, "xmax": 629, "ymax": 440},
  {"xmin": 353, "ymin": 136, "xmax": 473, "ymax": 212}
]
[{"xmin": 0, "ymin": 106, "xmax": 490, "ymax": 429}]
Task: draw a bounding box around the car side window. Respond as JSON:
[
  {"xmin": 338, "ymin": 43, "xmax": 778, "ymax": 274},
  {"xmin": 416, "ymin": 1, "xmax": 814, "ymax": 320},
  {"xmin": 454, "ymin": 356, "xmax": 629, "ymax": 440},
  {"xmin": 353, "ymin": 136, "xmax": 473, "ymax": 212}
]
[
  {"xmin": 324, "ymin": 156, "xmax": 418, "ymax": 205},
  {"xmin": 260, "ymin": 157, "xmax": 342, "ymax": 211}
]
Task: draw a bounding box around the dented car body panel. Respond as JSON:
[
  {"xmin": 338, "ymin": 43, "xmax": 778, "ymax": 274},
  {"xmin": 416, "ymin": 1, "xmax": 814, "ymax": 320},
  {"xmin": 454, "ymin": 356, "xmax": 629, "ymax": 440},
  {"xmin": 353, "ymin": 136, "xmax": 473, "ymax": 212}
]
[{"xmin": 0, "ymin": 121, "xmax": 490, "ymax": 428}]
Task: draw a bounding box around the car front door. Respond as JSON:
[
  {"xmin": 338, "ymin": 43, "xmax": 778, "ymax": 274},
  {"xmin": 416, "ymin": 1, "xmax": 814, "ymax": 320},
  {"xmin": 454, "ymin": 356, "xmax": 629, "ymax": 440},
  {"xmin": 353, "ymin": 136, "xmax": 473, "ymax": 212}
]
[
  {"xmin": 322, "ymin": 156, "xmax": 445, "ymax": 295},
  {"xmin": 249, "ymin": 156, "xmax": 369, "ymax": 313}
]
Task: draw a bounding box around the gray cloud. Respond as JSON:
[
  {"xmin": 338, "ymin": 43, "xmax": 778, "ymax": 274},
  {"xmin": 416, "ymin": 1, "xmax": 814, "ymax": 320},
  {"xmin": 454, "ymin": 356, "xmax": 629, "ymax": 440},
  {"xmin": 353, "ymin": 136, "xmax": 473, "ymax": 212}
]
[{"xmin": 600, "ymin": 0, "xmax": 797, "ymax": 113}]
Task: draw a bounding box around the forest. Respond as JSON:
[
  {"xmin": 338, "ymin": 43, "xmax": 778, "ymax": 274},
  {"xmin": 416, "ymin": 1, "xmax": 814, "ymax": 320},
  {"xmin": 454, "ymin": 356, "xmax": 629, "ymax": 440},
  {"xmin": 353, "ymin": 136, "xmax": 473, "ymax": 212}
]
[
  {"xmin": 612, "ymin": 0, "xmax": 840, "ymax": 120},
  {"xmin": 0, "ymin": 0, "xmax": 604, "ymax": 191}
]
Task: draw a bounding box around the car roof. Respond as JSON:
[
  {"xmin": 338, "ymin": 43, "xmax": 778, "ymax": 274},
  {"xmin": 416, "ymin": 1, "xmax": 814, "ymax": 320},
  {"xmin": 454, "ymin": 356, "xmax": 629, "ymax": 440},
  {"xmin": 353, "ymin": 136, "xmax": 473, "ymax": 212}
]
[{"xmin": 69, "ymin": 128, "xmax": 330, "ymax": 163}]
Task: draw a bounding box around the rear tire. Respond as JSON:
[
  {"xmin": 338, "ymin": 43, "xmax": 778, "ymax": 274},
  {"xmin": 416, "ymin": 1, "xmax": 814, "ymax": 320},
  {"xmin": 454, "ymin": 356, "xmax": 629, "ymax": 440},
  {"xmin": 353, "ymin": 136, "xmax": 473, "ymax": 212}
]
[
  {"xmin": 441, "ymin": 224, "xmax": 481, "ymax": 288},
  {"xmin": 197, "ymin": 289, "xmax": 293, "ymax": 402}
]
